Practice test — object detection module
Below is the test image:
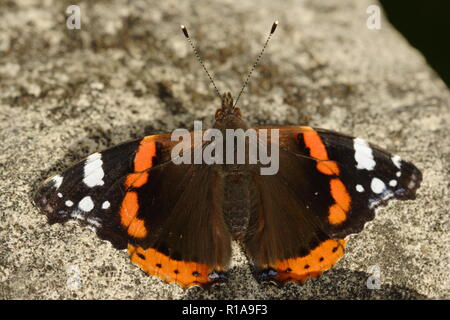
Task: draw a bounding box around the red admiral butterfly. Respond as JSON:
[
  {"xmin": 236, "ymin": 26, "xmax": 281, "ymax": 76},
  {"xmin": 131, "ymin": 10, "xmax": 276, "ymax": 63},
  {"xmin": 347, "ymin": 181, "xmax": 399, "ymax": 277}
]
[{"xmin": 33, "ymin": 22, "xmax": 422, "ymax": 288}]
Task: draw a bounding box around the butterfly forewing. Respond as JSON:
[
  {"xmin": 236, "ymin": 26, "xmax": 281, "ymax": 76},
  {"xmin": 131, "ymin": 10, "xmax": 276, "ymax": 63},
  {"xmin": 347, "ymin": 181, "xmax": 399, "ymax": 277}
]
[{"xmin": 34, "ymin": 138, "xmax": 143, "ymax": 248}]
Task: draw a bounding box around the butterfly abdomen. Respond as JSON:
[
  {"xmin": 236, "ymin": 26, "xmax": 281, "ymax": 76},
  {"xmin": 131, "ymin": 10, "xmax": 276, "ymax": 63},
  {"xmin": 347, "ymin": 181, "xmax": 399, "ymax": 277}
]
[{"xmin": 222, "ymin": 172, "xmax": 258, "ymax": 240}]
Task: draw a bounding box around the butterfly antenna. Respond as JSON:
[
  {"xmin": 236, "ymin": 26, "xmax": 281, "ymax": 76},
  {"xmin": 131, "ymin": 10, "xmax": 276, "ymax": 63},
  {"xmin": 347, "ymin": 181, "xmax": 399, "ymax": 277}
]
[
  {"xmin": 181, "ymin": 25, "xmax": 222, "ymax": 100},
  {"xmin": 233, "ymin": 20, "xmax": 278, "ymax": 109}
]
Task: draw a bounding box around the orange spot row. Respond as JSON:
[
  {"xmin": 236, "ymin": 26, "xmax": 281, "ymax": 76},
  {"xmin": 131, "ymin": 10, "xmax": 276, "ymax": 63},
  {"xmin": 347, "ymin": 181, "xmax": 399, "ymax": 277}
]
[
  {"xmin": 298, "ymin": 128, "xmax": 350, "ymax": 225},
  {"xmin": 300, "ymin": 127, "xmax": 340, "ymax": 176},
  {"xmin": 274, "ymin": 239, "xmax": 346, "ymax": 283},
  {"xmin": 119, "ymin": 140, "xmax": 157, "ymax": 238},
  {"xmin": 128, "ymin": 244, "xmax": 213, "ymax": 288}
]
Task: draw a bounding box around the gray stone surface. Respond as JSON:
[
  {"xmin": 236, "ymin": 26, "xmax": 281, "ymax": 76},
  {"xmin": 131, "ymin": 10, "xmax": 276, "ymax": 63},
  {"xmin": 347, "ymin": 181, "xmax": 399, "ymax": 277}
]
[{"xmin": 0, "ymin": 0, "xmax": 448, "ymax": 299}]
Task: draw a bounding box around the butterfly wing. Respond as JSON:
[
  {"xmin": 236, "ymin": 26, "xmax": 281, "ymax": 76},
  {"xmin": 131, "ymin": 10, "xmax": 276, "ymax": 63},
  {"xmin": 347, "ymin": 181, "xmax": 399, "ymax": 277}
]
[
  {"xmin": 127, "ymin": 160, "xmax": 231, "ymax": 287},
  {"xmin": 245, "ymin": 126, "xmax": 421, "ymax": 283},
  {"xmin": 34, "ymin": 137, "xmax": 150, "ymax": 249},
  {"xmin": 34, "ymin": 133, "xmax": 231, "ymax": 287}
]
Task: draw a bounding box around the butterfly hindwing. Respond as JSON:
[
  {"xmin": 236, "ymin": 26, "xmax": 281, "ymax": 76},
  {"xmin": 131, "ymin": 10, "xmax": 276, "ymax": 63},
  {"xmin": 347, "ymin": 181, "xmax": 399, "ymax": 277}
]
[
  {"xmin": 244, "ymin": 145, "xmax": 347, "ymax": 283},
  {"xmin": 127, "ymin": 162, "xmax": 231, "ymax": 287}
]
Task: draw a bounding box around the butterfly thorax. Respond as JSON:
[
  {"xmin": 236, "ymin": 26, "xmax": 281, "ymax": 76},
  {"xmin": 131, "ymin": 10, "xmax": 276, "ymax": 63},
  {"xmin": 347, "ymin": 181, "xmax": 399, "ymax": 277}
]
[{"xmin": 222, "ymin": 171, "xmax": 258, "ymax": 240}]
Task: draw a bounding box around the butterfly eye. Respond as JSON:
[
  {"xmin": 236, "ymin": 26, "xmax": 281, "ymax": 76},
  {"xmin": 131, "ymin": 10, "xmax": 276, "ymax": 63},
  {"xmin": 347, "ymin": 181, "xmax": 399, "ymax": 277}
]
[
  {"xmin": 233, "ymin": 107, "xmax": 242, "ymax": 118},
  {"xmin": 215, "ymin": 109, "xmax": 223, "ymax": 119}
]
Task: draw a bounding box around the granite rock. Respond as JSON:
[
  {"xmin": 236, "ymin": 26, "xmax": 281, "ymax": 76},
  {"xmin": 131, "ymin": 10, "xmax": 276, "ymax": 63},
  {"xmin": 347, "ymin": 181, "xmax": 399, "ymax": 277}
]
[{"xmin": 0, "ymin": 0, "xmax": 448, "ymax": 299}]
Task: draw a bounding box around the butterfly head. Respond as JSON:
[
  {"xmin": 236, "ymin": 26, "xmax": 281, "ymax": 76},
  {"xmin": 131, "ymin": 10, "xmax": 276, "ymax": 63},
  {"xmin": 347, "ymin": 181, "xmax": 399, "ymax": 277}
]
[
  {"xmin": 215, "ymin": 92, "xmax": 241, "ymax": 120},
  {"xmin": 213, "ymin": 92, "xmax": 245, "ymax": 130}
]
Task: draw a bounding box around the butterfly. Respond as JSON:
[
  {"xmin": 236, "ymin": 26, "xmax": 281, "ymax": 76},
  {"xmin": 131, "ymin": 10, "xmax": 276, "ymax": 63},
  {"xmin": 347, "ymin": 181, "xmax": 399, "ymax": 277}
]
[{"xmin": 33, "ymin": 22, "xmax": 422, "ymax": 288}]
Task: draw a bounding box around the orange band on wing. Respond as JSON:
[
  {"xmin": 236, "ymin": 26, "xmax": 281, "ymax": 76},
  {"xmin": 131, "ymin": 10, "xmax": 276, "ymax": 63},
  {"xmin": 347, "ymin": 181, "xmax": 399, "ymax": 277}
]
[
  {"xmin": 120, "ymin": 191, "xmax": 147, "ymax": 238},
  {"xmin": 120, "ymin": 140, "xmax": 157, "ymax": 238},
  {"xmin": 328, "ymin": 204, "xmax": 347, "ymax": 225},
  {"xmin": 299, "ymin": 128, "xmax": 350, "ymax": 225},
  {"xmin": 124, "ymin": 172, "xmax": 149, "ymax": 188},
  {"xmin": 302, "ymin": 127, "xmax": 328, "ymax": 160},
  {"xmin": 328, "ymin": 178, "xmax": 351, "ymax": 225},
  {"xmin": 123, "ymin": 140, "xmax": 157, "ymax": 189},
  {"xmin": 330, "ymin": 178, "xmax": 351, "ymax": 211},
  {"xmin": 317, "ymin": 161, "xmax": 340, "ymax": 175},
  {"xmin": 274, "ymin": 239, "xmax": 346, "ymax": 284},
  {"xmin": 300, "ymin": 127, "xmax": 340, "ymax": 176},
  {"xmin": 134, "ymin": 141, "xmax": 156, "ymax": 172},
  {"xmin": 120, "ymin": 191, "xmax": 139, "ymax": 227},
  {"xmin": 128, "ymin": 244, "xmax": 215, "ymax": 288},
  {"xmin": 127, "ymin": 218, "xmax": 147, "ymax": 238}
]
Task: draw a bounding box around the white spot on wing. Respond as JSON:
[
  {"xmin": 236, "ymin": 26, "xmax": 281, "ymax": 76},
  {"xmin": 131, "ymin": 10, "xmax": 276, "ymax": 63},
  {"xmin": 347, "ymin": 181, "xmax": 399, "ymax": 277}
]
[
  {"xmin": 369, "ymin": 190, "xmax": 394, "ymax": 209},
  {"xmin": 354, "ymin": 138, "xmax": 376, "ymax": 171},
  {"xmin": 389, "ymin": 180, "xmax": 397, "ymax": 187},
  {"xmin": 51, "ymin": 175, "xmax": 63, "ymax": 189},
  {"xmin": 392, "ymin": 155, "xmax": 402, "ymax": 169},
  {"xmin": 396, "ymin": 171, "xmax": 401, "ymax": 177},
  {"xmin": 71, "ymin": 211, "xmax": 85, "ymax": 220},
  {"xmin": 101, "ymin": 201, "xmax": 110, "ymax": 209},
  {"xmin": 83, "ymin": 153, "xmax": 105, "ymax": 187},
  {"xmin": 78, "ymin": 196, "xmax": 94, "ymax": 212},
  {"xmin": 57, "ymin": 193, "xmax": 63, "ymax": 198},
  {"xmin": 87, "ymin": 218, "xmax": 101, "ymax": 228},
  {"xmin": 65, "ymin": 200, "xmax": 74, "ymax": 207},
  {"xmin": 371, "ymin": 177, "xmax": 386, "ymax": 194},
  {"xmin": 208, "ymin": 272, "xmax": 219, "ymax": 280},
  {"xmin": 356, "ymin": 184, "xmax": 364, "ymax": 192}
]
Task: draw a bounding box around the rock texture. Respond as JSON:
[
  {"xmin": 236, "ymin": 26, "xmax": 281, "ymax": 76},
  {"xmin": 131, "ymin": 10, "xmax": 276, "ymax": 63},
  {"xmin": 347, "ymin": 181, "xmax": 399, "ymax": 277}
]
[{"xmin": 0, "ymin": 0, "xmax": 448, "ymax": 299}]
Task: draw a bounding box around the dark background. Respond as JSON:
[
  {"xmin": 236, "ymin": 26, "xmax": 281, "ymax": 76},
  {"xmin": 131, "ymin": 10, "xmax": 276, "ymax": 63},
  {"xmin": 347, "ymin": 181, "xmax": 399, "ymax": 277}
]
[{"xmin": 380, "ymin": 0, "xmax": 450, "ymax": 88}]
